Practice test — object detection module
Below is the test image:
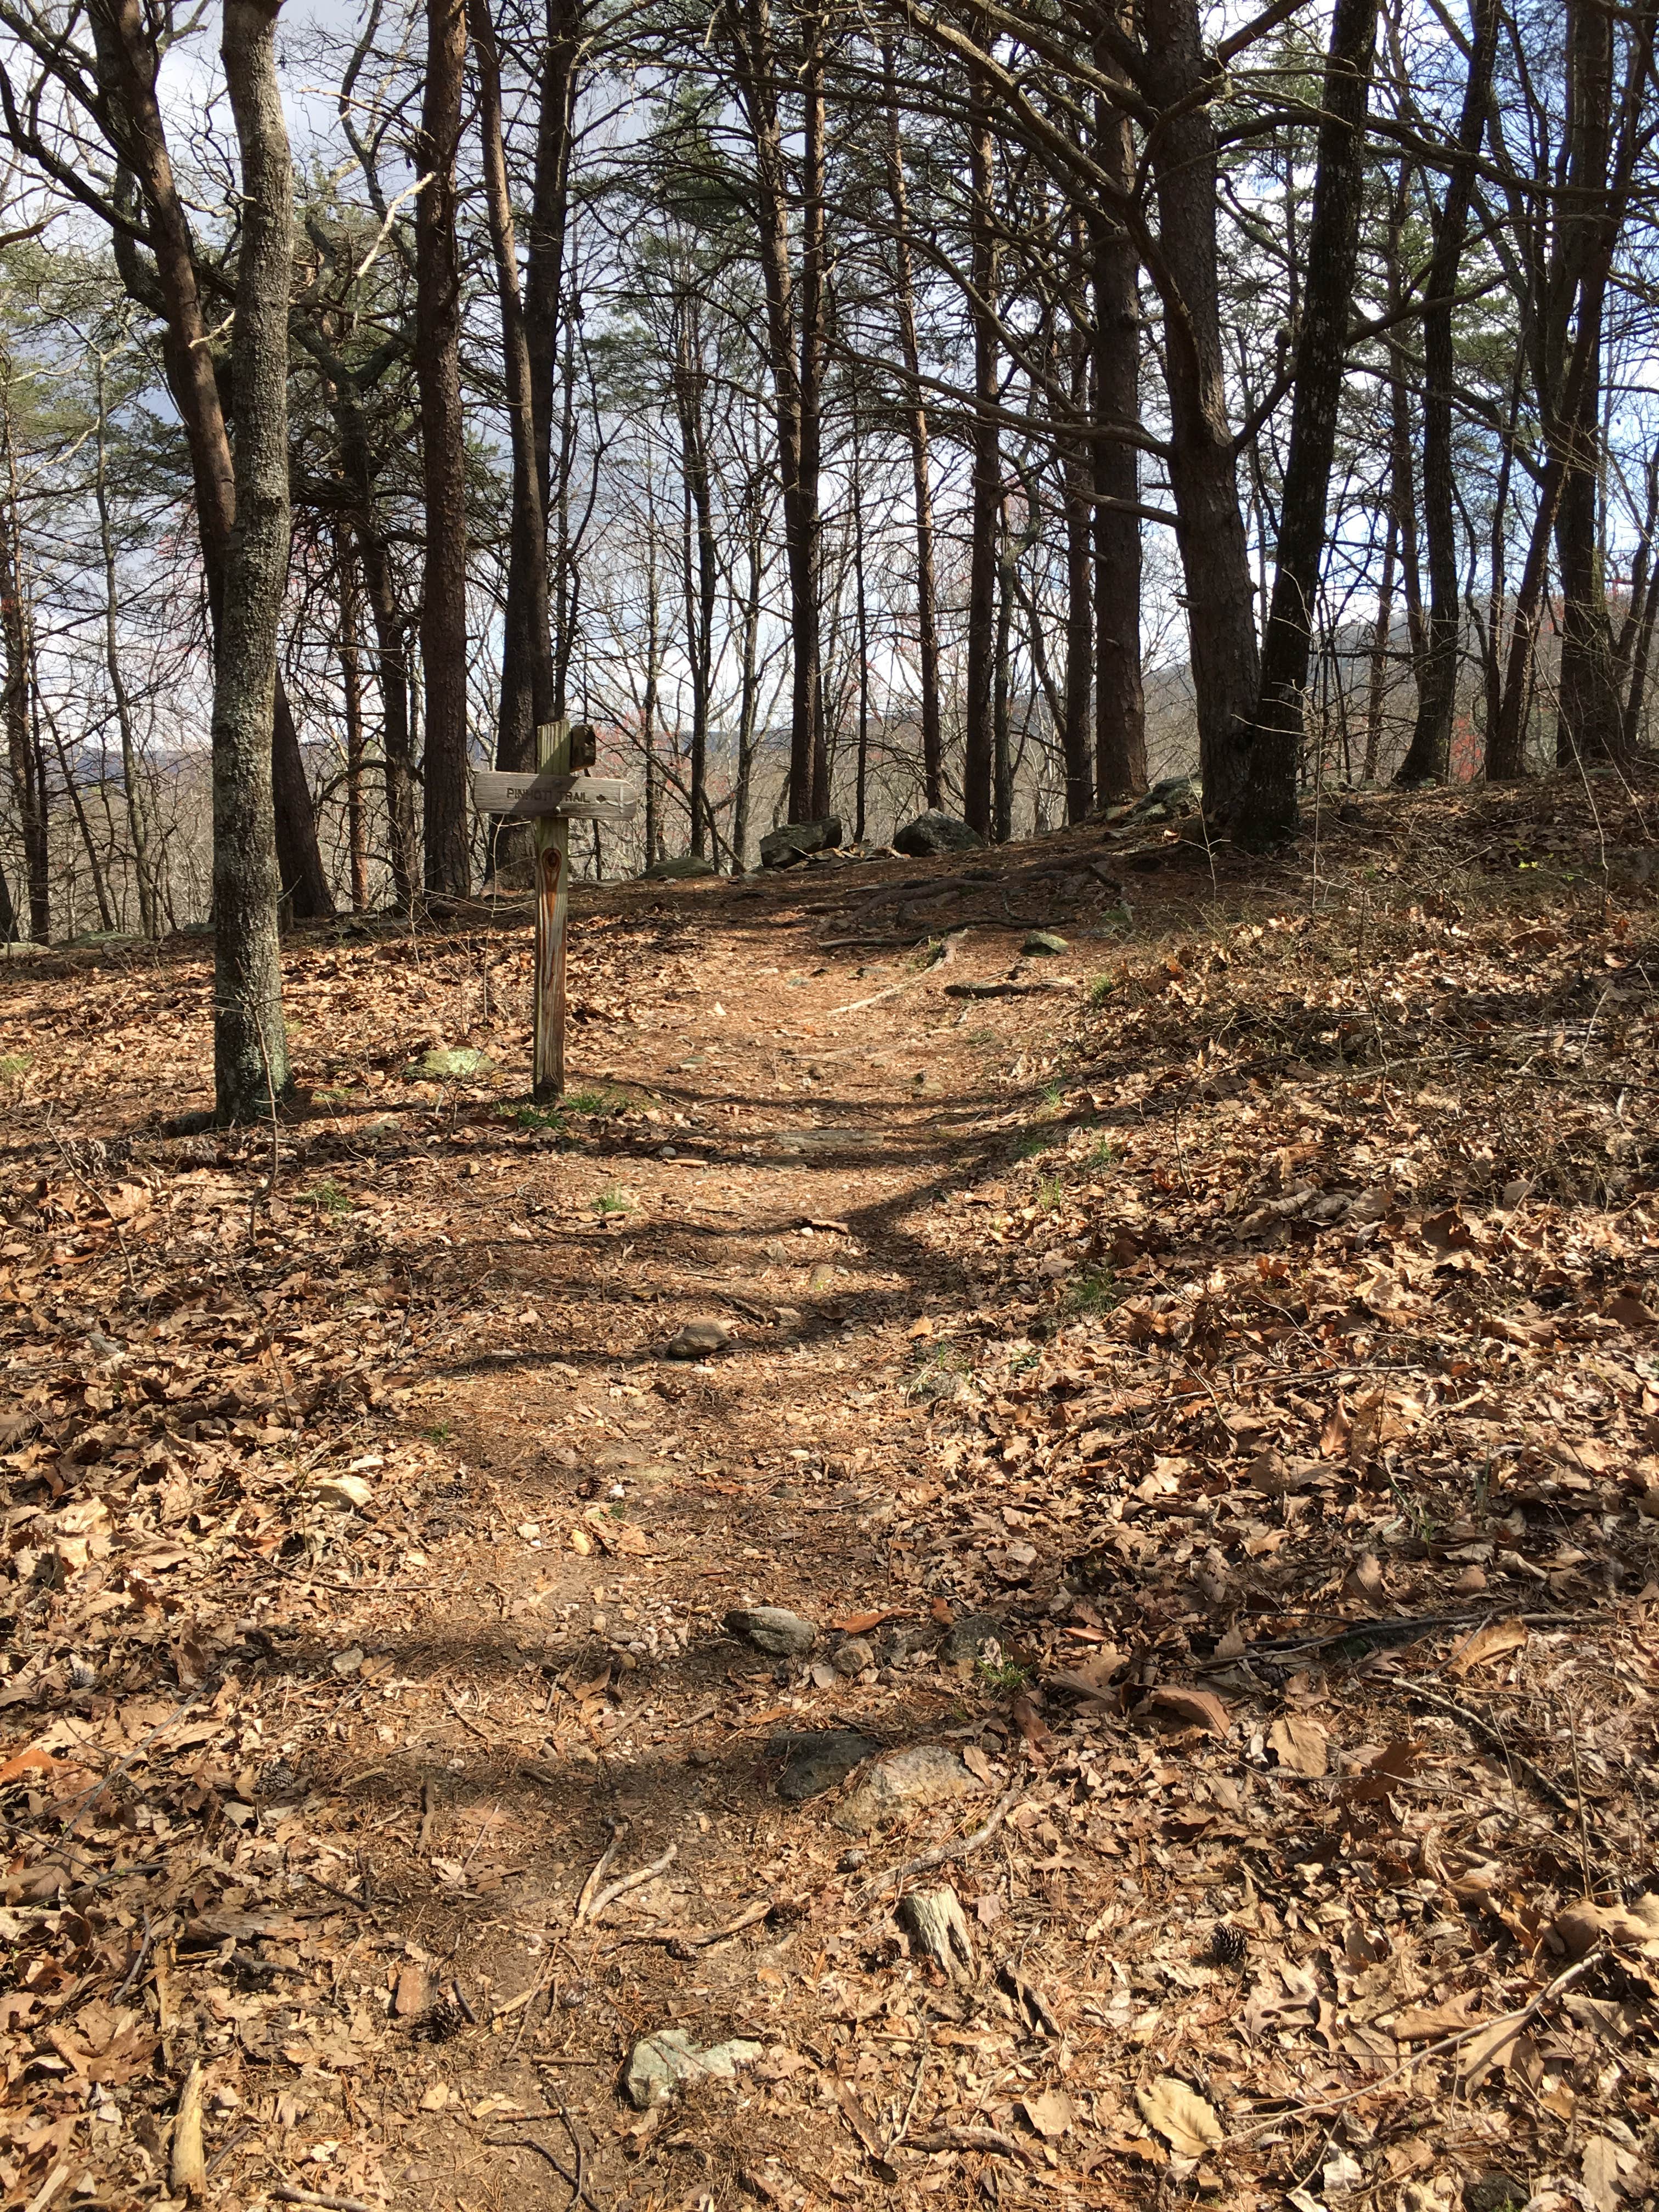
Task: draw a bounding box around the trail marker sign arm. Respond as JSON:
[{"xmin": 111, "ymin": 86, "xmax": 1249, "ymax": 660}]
[{"xmin": 471, "ymin": 725, "xmax": 639, "ymax": 1099}]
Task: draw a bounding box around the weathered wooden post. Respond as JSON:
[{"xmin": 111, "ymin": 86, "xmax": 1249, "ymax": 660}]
[{"xmin": 471, "ymin": 727, "xmax": 638, "ymax": 1100}]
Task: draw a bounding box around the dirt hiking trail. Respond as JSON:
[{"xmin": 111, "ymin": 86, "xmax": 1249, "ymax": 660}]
[{"xmin": 4, "ymin": 775, "xmax": 1659, "ymax": 2212}]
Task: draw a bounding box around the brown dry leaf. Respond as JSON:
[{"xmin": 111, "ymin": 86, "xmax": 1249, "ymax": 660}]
[
  {"xmin": 1319, "ymin": 1401, "xmax": 1352, "ymax": 1458},
  {"xmin": 962, "ymin": 1745, "xmax": 995, "ymax": 1784},
  {"xmin": 1141, "ymin": 1685, "xmax": 1231, "ymax": 1738},
  {"xmin": 830, "ymin": 1609, "xmax": 891, "ymax": 1633},
  {"xmin": 1134, "ymin": 2076, "xmax": 1223, "ymax": 2158},
  {"xmin": 1020, "ymin": 2088, "xmax": 1076, "ymax": 2140},
  {"xmin": 1391, "ymin": 1989, "xmax": 1481, "ymax": 2043},
  {"xmin": 1455, "ymin": 2011, "xmax": 1528, "ymax": 2090},
  {"xmin": 1342, "ymin": 1551, "xmax": 1385, "ymax": 1601},
  {"xmin": 1010, "ymin": 1692, "xmax": 1052, "ymax": 1758},
  {"xmin": 1447, "ymin": 1616, "xmax": 1528, "ymax": 1677},
  {"xmin": 1582, "ymin": 2138, "xmax": 1626, "ymax": 2212},
  {"xmin": 930, "ymin": 1594, "xmax": 955, "ymax": 1626},
  {"xmin": 1266, "ymin": 1714, "xmax": 1329, "ymax": 1776}
]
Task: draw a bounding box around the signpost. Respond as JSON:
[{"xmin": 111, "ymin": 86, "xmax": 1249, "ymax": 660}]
[{"xmin": 472, "ymin": 721, "xmax": 639, "ymax": 1099}]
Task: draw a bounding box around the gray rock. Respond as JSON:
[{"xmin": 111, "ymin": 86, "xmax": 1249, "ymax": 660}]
[
  {"xmin": 891, "ymin": 809, "xmax": 984, "ymax": 859},
  {"xmin": 624, "ymin": 2029, "xmax": 764, "ymax": 2109},
  {"xmin": 939, "ymin": 1614, "xmax": 1006, "ymax": 1673},
  {"xmin": 773, "ymin": 1728, "xmax": 879, "ymax": 1802},
  {"xmin": 760, "ymin": 817, "xmax": 842, "ymax": 869},
  {"xmin": 833, "ymin": 1743, "xmax": 981, "ymax": 1834},
  {"xmin": 1128, "ymin": 774, "xmax": 1200, "ymax": 821},
  {"xmin": 725, "ymin": 1605, "xmax": 817, "ymax": 1657},
  {"xmin": 405, "ymin": 1046, "xmax": 494, "ymax": 1080},
  {"xmin": 832, "ymin": 1636, "xmax": 876, "ymax": 1677},
  {"xmin": 1022, "ymin": 930, "xmax": 1069, "ymax": 957},
  {"xmin": 1606, "ymin": 846, "xmax": 1659, "ymax": 885},
  {"xmin": 664, "ymin": 1317, "xmax": 730, "ymax": 1359},
  {"xmin": 642, "ymin": 854, "xmax": 719, "ymax": 880}
]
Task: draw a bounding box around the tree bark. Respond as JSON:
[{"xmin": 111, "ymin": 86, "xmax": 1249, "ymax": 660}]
[
  {"xmin": 0, "ymin": 411, "xmax": 47, "ymax": 941},
  {"xmin": 1091, "ymin": 34, "xmax": 1146, "ymax": 803},
  {"xmin": 1394, "ymin": 0, "xmax": 1499, "ymax": 786},
  {"xmin": 87, "ymin": 0, "xmax": 331, "ymax": 920},
  {"xmin": 94, "ymin": 358, "xmax": 157, "ymax": 935},
  {"xmin": 1235, "ymin": 0, "xmax": 1378, "ymax": 846},
  {"xmin": 472, "ymin": 0, "xmax": 556, "ymax": 789},
  {"xmin": 964, "ymin": 24, "xmax": 998, "ymax": 840},
  {"xmin": 672, "ymin": 307, "xmax": 717, "ymax": 856},
  {"xmin": 798, "ymin": 7, "xmax": 829, "ymax": 818},
  {"xmin": 1062, "ymin": 317, "xmax": 1094, "ymax": 821},
  {"xmin": 415, "ymin": 0, "xmax": 471, "ymax": 894},
  {"xmin": 213, "ymin": 0, "xmax": 295, "ymax": 1119},
  {"xmin": 882, "ymin": 41, "xmax": 943, "ymax": 811},
  {"xmin": 1139, "ymin": 0, "xmax": 1260, "ymax": 826}
]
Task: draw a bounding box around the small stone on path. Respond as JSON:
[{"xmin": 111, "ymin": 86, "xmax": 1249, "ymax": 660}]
[
  {"xmin": 724, "ymin": 1605, "xmax": 817, "ymax": 1656},
  {"xmin": 1022, "ymin": 930, "xmax": 1068, "ymax": 956},
  {"xmin": 664, "ymin": 1316, "xmax": 730, "ymax": 1359},
  {"xmin": 624, "ymin": 2029, "xmax": 764, "ymax": 2108},
  {"xmin": 833, "ymin": 1743, "xmax": 980, "ymax": 1833},
  {"xmin": 773, "ymin": 1729, "xmax": 879, "ymax": 1802}
]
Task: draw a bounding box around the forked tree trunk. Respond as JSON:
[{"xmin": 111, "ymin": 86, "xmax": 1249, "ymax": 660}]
[
  {"xmin": 415, "ymin": 0, "xmax": 471, "ymax": 894},
  {"xmin": 89, "ymin": 0, "xmax": 331, "ymax": 921},
  {"xmin": 213, "ymin": 0, "xmax": 294, "ymax": 1120},
  {"xmin": 1235, "ymin": 0, "xmax": 1378, "ymax": 846},
  {"xmin": 0, "ymin": 424, "xmax": 47, "ymax": 941}
]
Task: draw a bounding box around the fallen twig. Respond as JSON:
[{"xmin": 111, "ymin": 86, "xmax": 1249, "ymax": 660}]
[
  {"xmin": 906, "ymin": 2126, "xmax": 1035, "ymax": 2166},
  {"xmin": 573, "ymin": 1821, "xmax": 625, "ymax": 1923},
  {"xmin": 865, "ymin": 1790, "xmax": 1022, "ymax": 1897},
  {"xmin": 272, "ymin": 2188, "xmax": 374, "ymax": 2212},
  {"xmin": 584, "ymin": 1843, "xmax": 677, "ymax": 1921},
  {"xmin": 613, "ymin": 1895, "xmax": 774, "ymax": 1952}
]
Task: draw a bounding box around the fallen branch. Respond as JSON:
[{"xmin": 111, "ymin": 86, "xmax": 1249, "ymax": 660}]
[
  {"xmin": 827, "ymin": 933, "xmax": 961, "ymax": 1015},
  {"xmin": 573, "ymin": 1821, "xmax": 625, "ymax": 1923},
  {"xmin": 865, "ymin": 1790, "xmax": 1022, "ymax": 1897},
  {"xmin": 584, "ymin": 1842, "xmax": 677, "ymax": 1922},
  {"xmin": 613, "ymin": 1895, "xmax": 774, "ymax": 1953},
  {"xmin": 273, "ymin": 2190, "xmax": 373, "ymax": 2212},
  {"xmin": 905, "ymin": 2126, "xmax": 1035, "ymax": 2166}
]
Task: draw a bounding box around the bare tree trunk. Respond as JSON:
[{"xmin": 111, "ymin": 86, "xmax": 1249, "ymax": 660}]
[
  {"xmin": 732, "ymin": 495, "xmax": 764, "ymax": 866},
  {"xmin": 1063, "ymin": 316, "xmax": 1094, "ymax": 821},
  {"xmin": 94, "ymin": 358, "xmax": 157, "ymax": 935},
  {"xmin": 964, "ymin": 27, "xmax": 998, "ymax": 840},
  {"xmin": 1362, "ymin": 508, "xmax": 1397, "ymax": 783},
  {"xmin": 472, "ymin": 0, "xmax": 556, "ymax": 787},
  {"xmin": 213, "ymin": 0, "xmax": 294, "ymax": 1119},
  {"xmin": 1092, "ymin": 37, "xmax": 1146, "ymax": 803},
  {"xmin": 339, "ymin": 541, "xmax": 368, "ymax": 911},
  {"xmin": 882, "ymin": 40, "xmax": 943, "ymax": 811},
  {"xmin": 1395, "ymin": 0, "xmax": 1499, "ymax": 785},
  {"xmin": 89, "ymin": 0, "xmax": 331, "ymax": 921},
  {"xmin": 672, "ymin": 307, "xmax": 717, "ymax": 856},
  {"xmin": 0, "ymin": 414, "xmax": 47, "ymax": 940},
  {"xmin": 1236, "ymin": 0, "xmax": 1378, "ymax": 846},
  {"xmin": 798, "ymin": 7, "xmax": 829, "ymax": 818},
  {"xmin": 1140, "ymin": 0, "xmax": 1260, "ymax": 825},
  {"xmin": 415, "ymin": 0, "xmax": 470, "ymax": 895}
]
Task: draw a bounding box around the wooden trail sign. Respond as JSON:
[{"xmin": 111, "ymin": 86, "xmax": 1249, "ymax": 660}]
[
  {"xmin": 471, "ymin": 724, "xmax": 639, "ymax": 1099},
  {"xmin": 471, "ymin": 769, "xmax": 637, "ymax": 825}
]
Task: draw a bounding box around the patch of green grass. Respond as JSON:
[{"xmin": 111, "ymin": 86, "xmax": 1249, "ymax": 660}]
[
  {"xmin": 594, "ymin": 1187, "xmax": 631, "ymax": 1216},
  {"xmin": 300, "ymin": 1178, "xmax": 353, "ymax": 1216},
  {"xmin": 1064, "ymin": 1267, "xmax": 1119, "ymax": 1317},
  {"xmin": 425, "ymin": 1421, "xmax": 452, "ymax": 1444},
  {"xmin": 1087, "ymin": 975, "xmax": 1117, "ymax": 1008},
  {"xmin": 0, "ymin": 1052, "xmax": 30, "ymax": 1081},
  {"xmin": 565, "ymin": 1086, "xmax": 621, "ymax": 1115},
  {"xmin": 1036, "ymin": 1172, "xmax": 1064, "ymax": 1210},
  {"xmin": 975, "ymin": 1654, "xmax": 1032, "ymax": 1693},
  {"xmin": 1015, "ymin": 1128, "xmax": 1056, "ymax": 1160},
  {"xmin": 967, "ymin": 1029, "xmax": 997, "ymax": 1046},
  {"xmin": 1086, "ymin": 1132, "xmax": 1118, "ymax": 1170},
  {"xmin": 501, "ymin": 1104, "xmax": 566, "ymax": 1132},
  {"xmin": 906, "ymin": 1339, "xmax": 971, "ymax": 1403},
  {"xmin": 1041, "ymin": 1080, "xmax": 1064, "ymax": 1110},
  {"xmin": 313, "ymin": 1086, "xmax": 356, "ymax": 1107}
]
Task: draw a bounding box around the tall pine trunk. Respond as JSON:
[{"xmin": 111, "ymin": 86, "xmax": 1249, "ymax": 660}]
[
  {"xmin": 1140, "ymin": 0, "xmax": 1259, "ymax": 825},
  {"xmin": 1092, "ymin": 37, "xmax": 1146, "ymax": 803},
  {"xmin": 1395, "ymin": 0, "xmax": 1499, "ymax": 786},
  {"xmin": 416, "ymin": 0, "xmax": 470, "ymax": 894},
  {"xmin": 213, "ymin": 0, "xmax": 295, "ymax": 1120},
  {"xmin": 1236, "ymin": 0, "xmax": 1378, "ymax": 845},
  {"xmin": 964, "ymin": 32, "xmax": 998, "ymax": 839},
  {"xmin": 882, "ymin": 41, "xmax": 943, "ymax": 810}
]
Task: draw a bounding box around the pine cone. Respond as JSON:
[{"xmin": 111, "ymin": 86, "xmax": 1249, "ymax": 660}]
[
  {"xmin": 1208, "ymin": 1923, "xmax": 1248, "ymax": 1967},
  {"xmin": 411, "ymin": 1995, "xmax": 465, "ymax": 2044}
]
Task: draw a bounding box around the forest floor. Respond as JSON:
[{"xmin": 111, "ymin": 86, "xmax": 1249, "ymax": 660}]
[{"xmin": 3, "ymin": 769, "xmax": 1659, "ymax": 2212}]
